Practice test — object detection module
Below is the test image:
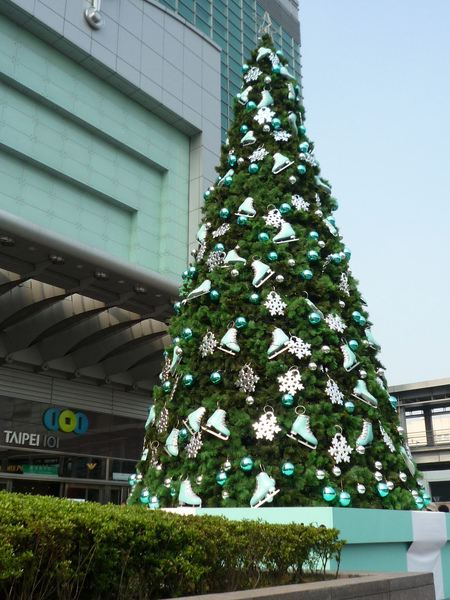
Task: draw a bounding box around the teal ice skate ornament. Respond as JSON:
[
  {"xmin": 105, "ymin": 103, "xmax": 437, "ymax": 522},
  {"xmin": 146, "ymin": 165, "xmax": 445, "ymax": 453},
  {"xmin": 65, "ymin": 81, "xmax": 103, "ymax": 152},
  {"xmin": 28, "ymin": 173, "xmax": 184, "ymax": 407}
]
[{"xmin": 131, "ymin": 35, "xmax": 423, "ymax": 511}]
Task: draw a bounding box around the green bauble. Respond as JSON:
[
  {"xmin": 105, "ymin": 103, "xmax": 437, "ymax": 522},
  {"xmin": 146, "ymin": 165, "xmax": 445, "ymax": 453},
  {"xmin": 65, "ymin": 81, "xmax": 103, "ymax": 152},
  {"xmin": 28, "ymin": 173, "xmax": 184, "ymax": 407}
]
[
  {"xmin": 216, "ymin": 471, "xmax": 227, "ymax": 485},
  {"xmin": 224, "ymin": 175, "xmax": 233, "ymax": 186},
  {"xmin": 272, "ymin": 64, "xmax": 281, "ymax": 74},
  {"xmin": 344, "ymin": 400, "xmax": 355, "ymax": 413},
  {"xmin": 240, "ymin": 457, "xmax": 253, "ymax": 471},
  {"xmin": 343, "ymin": 247, "xmax": 351, "ymax": 260},
  {"xmin": 322, "ymin": 486, "xmax": 336, "ymax": 502},
  {"xmin": 297, "ymin": 165, "xmax": 306, "ymax": 175},
  {"xmin": 348, "ymin": 339, "xmax": 358, "ymax": 351},
  {"xmin": 267, "ymin": 251, "xmax": 278, "ymax": 262},
  {"xmin": 298, "ymin": 141, "xmax": 309, "ymax": 153},
  {"xmin": 240, "ymin": 124, "xmax": 248, "ymax": 134},
  {"xmin": 128, "ymin": 474, "xmax": 137, "ymax": 486},
  {"xmin": 140, "ymin": 488, "xmax": 150, "ymax": 503},
  {"xmin": 258, "ymin": 232, "xmax": 269, "ymax": 242},
  {"xmin": 246, "ymin": 101, "xmax": 256, "ymax": 111},
  {"xmin": 182, "ymin": 374, "xmax": 195, "ymax": 387},
  {"xmin": 228, "ymin": 154, "xmax": 237, "ymax": 167},
  {"xmin": 237, "ymin": 216, "xmax": 248, "ymax": 226},
  {"xmin": 415, "ymin": 496, "xmax": 424, "ymax": 509},
  {"xmin": 359, "ymin": 316, "xmax": 367, "ymax": 326},
  {"xmin": 188, "ymin": 266, "xmax": 198, "ymax": 278},
  {"xmin": 308, "ymin": 231, "xmax": 319, "ymax": 240},
  {"xmin": 210, "ymin": 371, "xmax": 222, "ymax": 384},
  {"xmin": 249, "ymin": 293, "xmax": 260, "ymax": 304},
  {"xmin": 281, "ymin": 393, "xmax": 294, "ymax": 407},
  {"xmin": 179, "ymin": 427, "xmax": 189, "ymax": 440},
  {"xmin": 210, "ymin": 289, "xmax": 220, "ymax": 301},
  {"xmin": 339, "ymin": 491, "xmax": 351, "ymax": 507},
  {"xmin": 331, "ymin": 253, "xmax": 341, "ymax": 265},
  {"xmin": 308, "ymin": 312, "xmax": 321, "ymax": 324},
  {"xmin": 352, "ymin": 311, "xmax": 362, "ymax": 323},
  {"xmin": 389, "ymin": 396, "xmax": 398, "ymax": 409},
  {"xmin": 162, "ymin": 381, "xmax": 171, "ymax": 393},
  {"xmin": 248, "ymin": 163, "xmax": 259, "ymax": 174},
  {"xmin": 299, "ymin": 125, "xmax": 306, "ymax": 135},
  {"xmin": 307, "ymin": 250, "xmax": 319, "ymax": 262},
  {"xmin": 219, "ymin": 207, "xmax": 230, "ymax": 218},
  {"xmin": 214, "ymin": 243, "xmax": 225, "ymax": 252},
  {"xmin": 282, "ymin": 462, "xmax": 294, "ymax": 476},
  {"xmin": 174, "ymin": 301, "xmax": 182, "ymax": 314},
  {"xmin": 172, "ymin": 336, "xmax": 181, "ymax": 343},
  {"xmin": 422, "ymin": 493, "xmax": 431, "ymax": 506},
  {"xmin": 149, "ymin": 495, "xmax": 159, "ymax": 509},
  {"xmin": 203, "ymin": 190, "xmax": 211, "ymax": 200},
  {"xmin": 182, "ymin": 328, "xmax": 193, "ymax": 339},
  {"xmin": 235, "ymin": 316, "xmax": 247, "ymax": 329},
  {"xmin": 377, "ymin": 482, "xmax": 389, "ymax": 498},
  {"xmin": 242, "ymin": 63, "xmax": 249, "ymax": 73},
  {"xmin": 271, "ymin": 117, "xmax": 281, "ymax": 129},
  {"xmin": 181, "ymin": 270, "xmax": 189, "ymax": 279},
  {"xmin": 279, "ymin": 202, "xmax": 291, "ymax": 214},
  {"xmin": 302, "ymin": 269, "xmax": 313, "ymax": 280}
]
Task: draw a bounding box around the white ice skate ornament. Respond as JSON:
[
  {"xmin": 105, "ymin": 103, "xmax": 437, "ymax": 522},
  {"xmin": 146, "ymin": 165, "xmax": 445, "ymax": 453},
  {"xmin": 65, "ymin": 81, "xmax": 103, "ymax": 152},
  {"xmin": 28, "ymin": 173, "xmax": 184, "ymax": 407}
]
[
  {"xmin": 252, "ymin": 408, "xmax": 281, "ymax": 441},
  {"xmin": 328, "ymin": 432, "xmax": 353, "ymax": 464},
  {"xmin": 212, "ymin": 223, "xmax": 230, "ymax": 238},
  {"xmin": 286, "ymin": 336, "xmax": 312, "ymax": 360},
  {"xmin": 325, "ymin": 313, "xmax": 347, "ymax": 333},
  {"xmin": 325, "ymin": 378, "xmax": 344, "ymax": 405},
  {"xmin": 244, "ymin": 66, "xmax": 262, "ymax": 82},
  {"xmin": 277, "ymin": 368, "xmax": 304, "ymax": 395},
  {"xmin": 156, "ymin": 406, "xmax": 169, "ymax": 435},
  {"xmin": 185, "ymin": 431, "xmax": 203, "ymax": 458},
  {"xmin": 339, "ymin": 272, "xmax": 351, "ymax": 296},
  {"xmin": 254, "ymin": 107, "xmax": 275, "ymax": 125},
  {"xmin": 264, "ymin": 290, "xmax": 287, "ymax": 316},
  {"xmin": 199, "ymin": 331, "xmax": 217, "ymax": 358},
  {"xmin": 272, "ymin": 130, "xmax": 291, "ymax": 142},
  {"xmin": 235, "ymin": 364, "xmax": 260, "ymax": 393},
  {"xmin": 206, "ymin": 250, "xmax": 226, "ymax": 272},
  {"xmin": 379, "ymin": 421, "xmax": 395, "ymax": 452},
  {"xmin": 248, "ymin": 145, "xmax": 269, "ymax": 162},
  {"xmin": 291, "ymin": 194, "xmax": 310, "ymax": 211},
  {"xmin": 263, "ymin": 208, "xmax": 284, "ymax": 228}
]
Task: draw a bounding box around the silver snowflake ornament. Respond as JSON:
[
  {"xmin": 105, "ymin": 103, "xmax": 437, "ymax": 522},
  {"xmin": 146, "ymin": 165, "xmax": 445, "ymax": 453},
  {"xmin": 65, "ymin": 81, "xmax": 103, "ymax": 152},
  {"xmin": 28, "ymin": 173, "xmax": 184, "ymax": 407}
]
[
  {"xmin": 212, "ymin": 223, "xmax": 230, "ymax": 238},
  {"xmin": 156, "ymin": 406, "xmax": 169, "ymax": 435},
  {"xmin": 325, "ymin": 378, "xmax": 344, "ymax": 405},
  {"xmin": 291, "ymin": 194, "xmax": 310, "ymax": 211},
  {"xmin": 286, "ymin": 336, "xmax": 312, "ymax": 360},
  {"xmin": 315, "ymin": 193, "xmax": 322, "ymax": 207},
  {"xmin": 272, "ymin": 130, "xmax": 291, "ymax": 142},
  {"xmin": 328, "ymin": 432, "xmax": 353, "ymax": 464},
  {"xmin": 196, "ymin": 242, "xmax": 207, "ymax": 261},
  {"xmin": 269, "ymin": 51, "xmax": 280, "ymax": 67},
  {"xmin": 235, "ymin": 364, "xmax": 260, "ymax": 393},
  {"xmin": 206, "ymin": 250, "xmax": 225, "ymax": 272},
  {"xmin": 263, "ymin": 208, "xmax": 283, "ymax": 229},
  {"xmin": 264, "ymin": 290, "xmax": 287, "ymax": 316},
  {"xmin": 244, "ymin": 66, "xmax": 263, "ymax": 82},
  {"xmin": 325, "ymin": 313, "xmax": 347, "ymax": 333},
  {"xmin": 252, "ymin": 408, "xmax": 281, "ymax": 441},
  {"xmin": 302, "ymin": 151, "xmax": 317, "ymax": 166},
  {"xmin": 199, "ymin": 331, "xmax": 217, "ymax": 357},
  {"xmin": 185, "ymin": 431, "xmax": 203, "ymax": 459},
  {"xmin": 248, "ymin": 145, "xmax": 269, "ymax": 162},
  {"xmin": 278, "ymin": 368, "xmax": 304, "ymax": 395},
  {"xmin": 254, "ymin": 107, "xmax": 275, "ymax": 125},
  {"xmin": 339, "ymin": 272, "xmax": 351, "ymax": 296},
  {"xmin": 379, "ymin": 421, "xmax": 395, "ymax": 452}
]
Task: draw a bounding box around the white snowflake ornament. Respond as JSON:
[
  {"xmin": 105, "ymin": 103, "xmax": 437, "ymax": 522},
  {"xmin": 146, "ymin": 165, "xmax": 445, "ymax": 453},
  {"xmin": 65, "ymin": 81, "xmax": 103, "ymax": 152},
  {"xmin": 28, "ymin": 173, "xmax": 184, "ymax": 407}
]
[
  {"xmin": 196, "ymin": 242, "xmax": 207, "ymax": 261},
  {"xmin": 339, "ymin": 272, "xmax": 351, "ymax": 296},
  {"xmin": 263, "ymin": 208, "xmax": 284, "ymax": 229},
  {"xmin": 291, "ymin": 194, "xmax": 310, "ymax": 211},
  {"xmin": 199, "ymin": 331, "xmax": 217, "ymax": 357},
  {"xmin": 315, "ymin": 193, "xmax": 322, "ymax": 207},
  {"xmin": 212, "ymin": 223, "xmax": 230, "ymax": 238},
  {"xmin": 379, "ymin": 422, "xmax": 395, "ymax": 453},
  {"xmin": 272, "ymin": 130, "xmax": 291, "ymax": 142},
  {"xmin": 254, "ymin": 107, "xmax": 275, "ymax": 125},
  {"xmin": 252, "ymin": 407, "xmax": 281, "ymax": 441},
  {"xmin": 244, "ymin": 66, "xmax": 262, "ymax": 82},
  {"xmin": 325, "ymin": 378, "xmax": 344, "ymax": 405},
  {"xmin": 185, "ymin": 431, "xmax": 203, "ymax": 458},
  {"xmin": 268, "ymin": 51, "xmax": 280, "ymax": 67},
  {"xmin": 264, "ymin": 290, "xmax": 287, "ymax": 316},
  {"xmin": 278, "ymin": 368, "xmax": 304, "ymax": 395},
  {"xmin": 328, "ymin": 431, "xmax": 353, "ymax": 464},
  {"xmin": 248, "ymin": 145, "xmax": 269, "ymax": 162},
  {"xmin": 235, "ymin": 364, "xmax": 260, "ymax": 393},
  {"xmin": 325, "ymin": 313, "xmax": 347, "ymax": 333},
  {"xmin": 286, "ymin": 336, "xmax": 312, "ymax": 360},
  {"xmin": 206, "ymin": 250, "xmax": 225, "ymax": 272}
]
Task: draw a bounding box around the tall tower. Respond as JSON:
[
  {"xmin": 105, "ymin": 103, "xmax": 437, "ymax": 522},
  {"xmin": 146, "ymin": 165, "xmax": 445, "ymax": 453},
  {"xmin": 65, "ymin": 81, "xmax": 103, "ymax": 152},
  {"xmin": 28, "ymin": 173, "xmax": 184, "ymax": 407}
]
[{"xmin": 155, "ymin": 0, "xmax": 301, "ymax": 136}]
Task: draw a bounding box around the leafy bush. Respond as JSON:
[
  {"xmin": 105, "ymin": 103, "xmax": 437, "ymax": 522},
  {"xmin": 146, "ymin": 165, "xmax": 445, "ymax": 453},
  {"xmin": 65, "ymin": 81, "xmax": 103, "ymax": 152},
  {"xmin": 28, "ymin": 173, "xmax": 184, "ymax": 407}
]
[{"xmin": 0, "ymin": 492, "xmax": 345, "ymax": 600}]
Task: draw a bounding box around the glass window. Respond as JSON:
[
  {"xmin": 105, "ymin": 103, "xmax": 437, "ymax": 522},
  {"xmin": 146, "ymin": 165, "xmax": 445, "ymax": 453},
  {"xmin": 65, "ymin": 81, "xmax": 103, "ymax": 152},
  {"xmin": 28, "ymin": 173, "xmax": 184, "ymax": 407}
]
[
  {"xmin": 228, "ymin": 46, "xmax": 242, "ymax": 65},
  {"xmin": 228, "ymin": 21, "xmax": 241, "ymax": 40},
  {"xmin": 405, "ymin": 410, "xmax": 426, "ymax": 446},
  {"xmin": 196, "ymin": 4, "xmax": 211, "ymax": 23},
  {"xmin": 213, "ymin": 30, "xmax": 227, "ymax": 48},
  {"xmin": 196, "ymin": 0, "xmax": 211, "ymax": 11},
  {"xmin": 181, "ymin": 0, "xmax": 194, "ymax": 9},
  {"xmin": 432, "ymin": 408, "xmax": 450, "ymax": 445},
  {"xmin": 214, "ymin": 0, "xmax": 227, "ymax": 14},
  {"xmin": 213, "ymin": 18, "xmax": 227, "ymax": 38},
  {"xmin": 221, "ymin": 87, "xmax": 228, "ymax": 103},
  {"xmin": 178, "ymin": 3, "xmax": 194, "ymax": 21},
  {"xmin": 159, "ymin": 0, "xmax": 176, "ymax": 10},
  {"xmin": 195, "ymin": 17, "xmax": 211, "ymax": 36}
]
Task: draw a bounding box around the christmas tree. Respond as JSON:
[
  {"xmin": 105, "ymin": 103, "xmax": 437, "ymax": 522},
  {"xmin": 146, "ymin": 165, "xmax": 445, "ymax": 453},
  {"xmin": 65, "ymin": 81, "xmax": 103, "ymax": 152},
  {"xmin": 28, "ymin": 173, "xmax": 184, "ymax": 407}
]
[{"xmin": 130, "ymin": 36, "xmax": 427, "ymax": 510}]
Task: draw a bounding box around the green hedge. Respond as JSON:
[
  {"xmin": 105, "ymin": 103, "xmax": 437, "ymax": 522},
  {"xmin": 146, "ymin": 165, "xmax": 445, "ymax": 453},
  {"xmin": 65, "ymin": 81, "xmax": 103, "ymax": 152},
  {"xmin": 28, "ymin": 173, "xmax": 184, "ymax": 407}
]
[{"xmin": 0, "ymin": 491, "xmax": 345, "ymax": 600}]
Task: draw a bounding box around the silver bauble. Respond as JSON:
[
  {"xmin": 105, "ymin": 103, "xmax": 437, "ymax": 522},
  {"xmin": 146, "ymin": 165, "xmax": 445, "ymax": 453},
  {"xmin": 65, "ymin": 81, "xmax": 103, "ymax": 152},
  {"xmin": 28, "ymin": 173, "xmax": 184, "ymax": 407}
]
[
  {"xmin": 321, "ymin": 345, "xmax": 330, "ymax": 354},
  {"xmin": 246, "ymin": 395, "xmax": 255, "ymax": 405},
  {"xmin": 374, "ymin": 471, "xmax": 383, "ymax": 482},
  {"xmin": 357, "ymin": 483, "xmax": 366, "ymax": 494},
  {"xmin": 230, "ymin": 268, "xmax": 239, "ymax": 278},
  {"xmin": 374, "ymin": 461, "xmax": 383, "ymax": 470},
  {"xmin": 164, "ymin": 478, "xmax": 172, "ymax": 488},
  {"xmin": 264, "ymin": 76, "xmax": 272, "ymax": 84},
  {"xmin": 318, "ymin": 240, "xmax": 326, "ymax": 248},
  {"xmin": 397, "ymin": 426, "xmax": 405, "ymax": 436},
  {"xmin": 196, "ymin": 475, "xmax": 203, "ymax": 485},
  {"xmin": 399, "ymin": 471, "xmax": 407, "ymax": 482},
  {"xmin": 348, "ymin": 269, "xmax": 352, "ymax": 275},
  {"xmin": 356, "ymin": 445, "xmax": 365, "ymax": 455},
  {"xmin": 362, "ymin": 339, "xmax": 369, "ymax": 346},
  {"xmin": 191, "ymin": 248, "xmax": 197, "ymax": 257},
  {"xmin": 205, "ymin": 222, "xmax": 211, "ymax": 228},
  {"xmin": 210, "ymin": 186, "xmax": 215, "ymax": 192},
  {"xmin": 359, "ymin": 370, "xmax": 367, "ymax": 379},
  {"xmin": 387, "ymin": 481, "xmax": 394, "ymax": 491},
  {"xmin": 155, "ymin": 464, "xmax": 163, "ymax": 471},
  {"xmin": 289, "ymin": 176, "xmax": 296, "ymax": 184},
  {"xmin": 339, "ymin": 234, "xmax": 344, "ymax": 240},
  {"xmin": 332, "ymin": 466, "xmax": 341, "ymax": 477},
  {"xmin": 237, "ymin": 157, "xmax": 245, "ymax": 165},
  {"xmin": 276, "ymin": 274, "xmax": 284, "ymax": 283},
  {"xmin": 136, "ymin": 474, "xmax": 143, "ymax": 481},
  {"xmin": 339, "ymin": 300, "xmax": 346, "ymax": 307},
  {"xmin": 411, "ymin": 489, "xmax": 418, "ymax": 497},
  {"xmin": 308, "ymin": 362, "xmax": 317, "ymax": 371},
  {"xmin": 340, "ymin": 252, "xmax": 346, "ymax": 261},
  {"xmin": 287, "ymin": 258, "xmax": 295, "ymax": 267},
  {"xmin": 376, "ymin": 368, "xmax": 385, "ymax": 375},
  {"xmin": 316, "ymin": 469, "xmax": 325, "ymax": 480},
  {"xmin": 263, "ymin": 124, "xmax": 270, "ymax": 132},
  {"xmin": 222, "ymin": 490, "xmax": 230, "ymax": 499},
  {"xmin": 315, "ymin": 209, "xmax": 323, "ymax": 217},
  {"xmin": 298, "ymin": 153, "xmax": 306, "ymax": 160},
  {"xmin": 223, "ymin": 460, "xmax": 232, "ymax": 471}
]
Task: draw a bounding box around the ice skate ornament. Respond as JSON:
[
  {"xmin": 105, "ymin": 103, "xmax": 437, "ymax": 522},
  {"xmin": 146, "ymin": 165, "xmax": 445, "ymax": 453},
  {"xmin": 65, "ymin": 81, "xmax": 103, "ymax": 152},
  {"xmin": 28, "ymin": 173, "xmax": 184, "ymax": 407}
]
[
  {"xmin": 218, "ymin": 325, "xmax": 240, "ymax": 355},
  {"xmin": 400, "ymin": 443, "xmax": 416, "ymax": 476},
  {"xmin": 184, "ymin": 407, "xmax": 206, "ymax": 435},
  {"xmin": 341, "ymin": 340, "xmax": 360, "ymax": 372},
  {"xmin": 339, "ymin": 272, "xmax": 351, "ymax": 296},
  {"xmin": 184, "ymin": 279, "xmax": 211, "ymax": 301},
  {"xmin": 250, "ymin": 471, "xmax": 279, "ymax": 508},
  {"xmin": 325, "ymin": 377, "xmax": 344, "ymax": 406},
  {"xmin": 263, "ymin": 206, "xmax": 284, "ymax": 229},
  {"xmin": 267, "ymin": 327, "xmax": 290, "ymax": 359},
  {"xmin": 356, "ymin": 420, "xmax": 373, "ymax": 449},
  {"xmin": 325, "ymin": 313, "xmax": 347, "ymax": 333},
  {"xmin": 379, "ymin": 421, "xmax": 395, "ymax": 453},
  {"xmin": 179, "ymin": 478, "xmax": 202, "ymax": 507},
  {"xmin": 156, "ymin": 405, "xmax": 169, "ymax": 435},
  {"xmin": 145, "ymin": 405, "xmax": 156, "ymax": 430},
  {"xmin": 235, "ymin": 197, "xmax": 256, "ymax": 218},
  {"xmin": 264, "ymin": 290, "xmax": 287, "ymax": 316},
  {"xmin": 248, "ymin": 145, "xmax": 269, "ymax": 163},
  {"xmin": 254, "ymin": 106, "xmax": 275, "ymax": 125},
  {"xmin": 202, "ymin": 408, "xmax": 230, "ymax": 440},
  {"xmin": 185, "ymin": 431, "xmax": 203, "ymax": 459},
  {"xmin": 304, "ymin": 297, "xmax": 324, "ymax": 320},
  {"xmin": 253, "ymin": 406, "xmax": 281, "ymax": 441},
  {"xmin": 170, "ymin": 346, "xmax": 183, "ymax": 375},
  {"xmin": 206, "ymin": 250, "xmax": 226, "ymax": 271},
  {"xmin": 273, "ymin": 221, "xmax": 298, "ymax": 244},
  {"xmin": 286, "ymin": 336, "xmax": 312, "ymax": 361},
  {"xmin": 199, "ymin": 331, "xmax": 217, "ymax": 358},
  {"xmin": 212, "ymin": 223, "xmax": 230, "ymax": 238},
  {"xmin": 328, "ymin": 428, "xmax": 353, "ymax": 464},
  {"xmin": 287, "ymin": 406, "xmax": 318, "ymax": 449},
  {"xmin": 164, "ymin": 427, "xmax": 179, "ymax": 457},
  {"xmin": 235, "ymin": 364, "xmax": 260, "ymax": 393},
  {"xmin": 277, "ymin": 367, "xmax": 304, "ymax": 396},
  {"xmin": 291, "ymin": 194, "xmax": 310, "ymax": 211},
  {"xmin": 352, "ymin": 379, "xmax": 378, "ymax": 408},
  {"xmin": 196, "ymin": 222, "xmax": 210, "ymax": 244},
  {"xmin": 244, "ymin": 66, "xmax": 262, "ymax": 82},
  {"xmin": 251, "ymin": 259, "xmax": 274, "ymax": 288},
  {"xmin": 272, "ymin": 129, "xmax": 291, "ymax": 142}
]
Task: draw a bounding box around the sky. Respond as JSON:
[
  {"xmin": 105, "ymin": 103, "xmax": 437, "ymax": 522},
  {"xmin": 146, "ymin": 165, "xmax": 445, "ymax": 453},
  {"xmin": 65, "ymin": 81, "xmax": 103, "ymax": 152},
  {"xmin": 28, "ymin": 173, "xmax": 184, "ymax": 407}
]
[{"xmin": 297, "ymin": 1, "xmax": 450, "ymax": 386}]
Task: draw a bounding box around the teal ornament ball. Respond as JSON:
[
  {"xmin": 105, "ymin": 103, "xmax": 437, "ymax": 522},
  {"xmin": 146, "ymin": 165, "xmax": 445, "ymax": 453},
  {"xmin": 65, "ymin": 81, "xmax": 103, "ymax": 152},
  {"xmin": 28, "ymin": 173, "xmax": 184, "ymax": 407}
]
[
  {"xmin": 267, "ymin": 251, "xmax": 278, "ymax": 262},
  {"xmin": 352, "ymin": 311, "xmax": 362, "ymax": 323},
  {"xmin": 276, "ymin": 50, "xmax": 284, "ymax": 57},
  {"xmin": 308, "ymin": 312, "xmax": 321, "ymax": 324},
  {"xmin": 224, "ymin": 175, "xmax": 233, "ymax": 186},
  {"xmin": 339, "ymin": 491, "xmax": 351, "ymax": 507},
  {"xmin": 298, "ymin": 141, "xmax": 309, "ymax": 153},
  {"xmin": 377, "ymin": 482, "xmax": 389, "ymax": 498},
  {"xmin": 203, "ymin": 190, "xmax": 211, "ymax": 200},
  {"xmin": 307, "ymin": 250, "xmax": 319, "ymax": 262},
  {"xmin": 331, "ymin": 253, "xmax": 341, "ymax": 265},
  {"xmin": 389, "ymin": 396, "xmax": 398, "ymax": 409},
  {"xmin": 182, "ymin": 328, "xmax": 193, "ymax": 340},
  {"xmin": 422, "ymin": 493, "xmax": 431, "ymax": 507},
  {"xmin": 415, "ymin": 496, "xmax": 424, "ymax": 509},
  {"xmin": 249, "ymin": 293, "xmax": 260, "ymax": 304},
  {"xmin": 216, "ymin": 472, "xmax": 227, "ymax": 486},
  {"xmin": 322, "ymin": 486, "xmax": 336, "ymax": 502},
  {"xmin": 210, "ymin": 289, "xmax": 220, "ymax": 301},
  {"xmin": 302, "ymin": 269, "xmax": 313, "ymax": 280},
  {"xmin": 331, "ymin": 199, "xmax": 339, "ymax": 211},
  {"xmin": 210, "ymin": 371, "xmax": 222, "ymax": 384},
  {"xmin": 348, "ymin": 339, "xmax": 358, "ymax": 351},
  {"xmin": 258, "ymin": 232, "xmax": 269, "ymax": 242},
  {"xmin": 228, "ymin": 155, "xmax": 237, "ymax": 167},
  {"xmin": 149, "ymin": 495, "xmax": 159, "ymax": 509},
  {"xmin": 182, "ymin": 270, "xmax": 189, "ymax": 279},
  {"xmin": 343, "ymin": 247, "xmax": 352, "ymax": 260},
  {"xmin": 242, "ymin": 63, "xmax": 249, "ymax": 73},
  {"xmin": 235, "ymin": 316, "xmax": 247, "ymax": 329},
  {"xmin": 344, "ymin": 400, "xmax": 354, "ymax": 413},
  {"xmin": 128, "ymin": 474, "xmax": 137, "ymax": 486},
  {"xmin": 359, "ymin": 316, "xmax": 367, "ymax": 326},
  {"xmin": 272, "ymin": 64, "xmax": 281, "ymax": 74},
  {"xmin": 271, "ymin": 117, "xmax": 281, "ymax": 130},
  {"xmin": 297, "ymin": 164, "xmax": 307, "ymax": 175},
  {"xmin": 248, "ymin": 163, "xmax": 259, "ymax": 174},
  {"xmin": 308, "ymin": 231, "xmax": 319, "ymax": 240},
  {"xmin": 140, "ymin": 488, "xmax": 150, "ymax": 503},
  {"xmin": 282, "ymin": 462, "xmax": 295, "ymax": 476},
  {"xmin": 281, "ymin": 393, "xmax": 294, "ymax": 407},
  {"xmin": 219, "ymin": 207, "xmax": 229, "ymax": 219},
  {"xmin": 173, "ymin": 337, "xmax": 181, "ymax": 344},
  {"xmin": 179, "ymin": 427, "xmax": 189, "ymax": 440},
  {"xmin": 170, "ymin": 486, "xmax": 176, "ymax": 497},
  {"xmin": 246, "ymin": 101, "xmax": 256, "ymax": 111},
  {"xmin": 182, "ymin": 374, "xmax": 195, "ymax": 387},
  {"xmin": 188, "ymin": 266, "xmax": 198, "ymax": 278},
  {"xmin": 240, "ymin": 457, "xmax": 253, "ymax": 471},
  {"xmin": 162, "ymin": 381, "xmax": 171, "ymax": 393},
  {"xmin": 279, "ymin": 202, "xmax": 291, "ymax": 214},
  {"xmin": 240, "ymin": 124, "xmax": 248, "ymax": 134},
  {"xmin": 237, "ymin": 216, "xmax": 247, "ymax": 226},
  {"xmin": 173, "ymin": 301, "xmax": 182, "ymax": 314},
  {"xmin": 326, "ymin": 215, "xmax": 336, "ymax": 225},
  {"xmin": 214, "ymin": 243, "xmax": 225, "ymax": 252},
  {"xmin": 299, "ymin": 125, "xmax": 306, "ymax": 135}
]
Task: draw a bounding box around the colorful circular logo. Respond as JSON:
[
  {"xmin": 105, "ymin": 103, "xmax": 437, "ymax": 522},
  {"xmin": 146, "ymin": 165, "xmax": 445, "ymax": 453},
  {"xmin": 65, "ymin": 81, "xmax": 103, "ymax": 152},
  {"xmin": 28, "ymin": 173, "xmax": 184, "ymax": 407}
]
[{"xmin": 43, "ymin": 408, "xmax": 89, "ymax": 434}]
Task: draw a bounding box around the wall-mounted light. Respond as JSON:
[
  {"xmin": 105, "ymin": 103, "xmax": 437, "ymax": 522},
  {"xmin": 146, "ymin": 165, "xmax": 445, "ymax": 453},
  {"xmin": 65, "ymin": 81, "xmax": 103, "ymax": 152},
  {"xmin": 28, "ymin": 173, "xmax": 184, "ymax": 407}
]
[
  {"xmin": 94, "ymin": 270, "xmax": 109, "ymax": 280},
  {"xmin": 0, "ymin": 235, "xmax": 15, "ymax": 247},
  {"xmin": 85, "ymin": 0, "xmax": 104, "ymax": 29},
  {"xmin": 134, "ymin": 284, "xmax": 147, "ymax": 295},
  {"xmin": 49, "ymin": 253, "xmax": 65, "ymax": 265}
]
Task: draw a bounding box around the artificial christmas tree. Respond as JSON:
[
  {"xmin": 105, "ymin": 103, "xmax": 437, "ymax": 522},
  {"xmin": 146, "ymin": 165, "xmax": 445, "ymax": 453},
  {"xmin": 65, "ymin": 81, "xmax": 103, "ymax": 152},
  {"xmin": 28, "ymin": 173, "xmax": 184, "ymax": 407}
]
[{"xmin": 130, "ymin": 35, "xmax": 426, "ymax": 511}]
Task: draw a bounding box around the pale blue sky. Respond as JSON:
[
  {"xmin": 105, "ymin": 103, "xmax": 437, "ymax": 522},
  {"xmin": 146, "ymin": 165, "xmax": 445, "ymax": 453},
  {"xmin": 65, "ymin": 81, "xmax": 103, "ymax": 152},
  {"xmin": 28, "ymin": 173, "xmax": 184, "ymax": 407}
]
[{"xmin": 298, "ymin": 1, "xmax": 450, "ymax": 386}]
